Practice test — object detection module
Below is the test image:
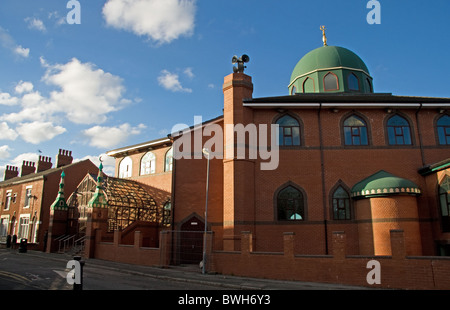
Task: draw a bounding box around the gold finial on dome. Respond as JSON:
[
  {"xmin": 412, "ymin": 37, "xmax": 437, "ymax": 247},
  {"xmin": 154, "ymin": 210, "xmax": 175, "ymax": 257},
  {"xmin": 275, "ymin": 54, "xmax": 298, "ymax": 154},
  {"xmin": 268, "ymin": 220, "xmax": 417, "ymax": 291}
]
[{"xmin": 320, "ymin": 25, "xmax": 327, "ymax": 46}]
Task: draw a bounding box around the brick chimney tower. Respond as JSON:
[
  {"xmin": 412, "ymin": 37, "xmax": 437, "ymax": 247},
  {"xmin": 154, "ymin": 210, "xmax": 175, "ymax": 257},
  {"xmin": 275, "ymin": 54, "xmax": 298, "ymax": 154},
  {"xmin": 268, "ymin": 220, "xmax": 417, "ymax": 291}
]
[
  {"xmin": 56, "ymin": 149, "xmax": 73, "ymax": 168},
  {"xmin": 20, "ymin": 161, "xmax": 36, "ymax": 177},
  {"xmin": 3, "ymin": 165, "xmax": 19, "ymax": 181},
  {"xmin": 36, "ymin": 156, "xmax": 53, "ymax": 173}
]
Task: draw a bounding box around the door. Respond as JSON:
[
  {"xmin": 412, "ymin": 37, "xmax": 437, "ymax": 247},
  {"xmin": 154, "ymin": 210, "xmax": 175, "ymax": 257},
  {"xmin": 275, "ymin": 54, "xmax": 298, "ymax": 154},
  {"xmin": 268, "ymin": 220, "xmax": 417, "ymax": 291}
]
[{"xmin": 180, "ymin": 215, "xmax": 204, "ymax": 264}]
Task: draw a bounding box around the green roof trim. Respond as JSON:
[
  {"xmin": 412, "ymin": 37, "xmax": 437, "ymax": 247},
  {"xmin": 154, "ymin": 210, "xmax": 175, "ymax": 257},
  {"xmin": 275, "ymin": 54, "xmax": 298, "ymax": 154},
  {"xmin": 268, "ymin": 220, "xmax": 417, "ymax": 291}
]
[{"xmin": 351, "ymin": 170, "xmax": 421, "ymax": 199}]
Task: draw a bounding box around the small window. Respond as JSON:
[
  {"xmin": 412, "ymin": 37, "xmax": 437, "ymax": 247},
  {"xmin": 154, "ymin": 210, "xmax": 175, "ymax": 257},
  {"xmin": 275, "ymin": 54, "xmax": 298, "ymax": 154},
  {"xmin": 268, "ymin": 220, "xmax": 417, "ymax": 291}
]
[
  {"xmin": 302, "ymin": 77, "xmax": 315, "ymax": 93},
  {"xmin": 276, "ymin": 115, "xmax": 301, "ymax": 146},
  {"xmin": 324, "ymin": 72, "xmax": 339, "ymax": 91},
  {"xmin": 291, "ymin": 85, "xmax": 297, "ymax": 95},
  {"xmin": 165, "ymin": 147, "xmax": 173, "ymax": 172},
  {"xmin": 365, "ymin": 78, "xmax": 373, "ymax": 93},
  {"xmin": 162, "ymin": 201, "xmax": 172, "ymax": 226},
  {"xmin": 437, "ymin": 115, "xmax": 450, "ymax": 145},
  {"xmin": 119, "ymin": 156, "xmax": 132, "ymax": 178},
  {"xmin": 4, "ymin": 191, "xmax": 12, "ymax": 210},
  {"xmin": 24, "ymin": 187, "xmax": 32, "ymax": 208},
  {"xmin": 277, "ymin": 186, "xmax": 304, "ymax": 221},
  {"xmin": 343, "ymin": 115, "xmax": 369, "ymax": 145},
  {"xmin": 332, "ymin": 186, "xmax": 351, "ymax": 220},
  {"xmin": 140, "ymin": 152, "xmax": 156, "ymax": 175},
  {"xmin": 439, "ymin": 176, "xmax": 450, "ymax": 232},
  {"xmin": 387, "ymin": 115, "xmax": 412, "ymax": 145},
  {"xmin": 348, "ymin": 73, "xmax": 359, "ymax": 91}
]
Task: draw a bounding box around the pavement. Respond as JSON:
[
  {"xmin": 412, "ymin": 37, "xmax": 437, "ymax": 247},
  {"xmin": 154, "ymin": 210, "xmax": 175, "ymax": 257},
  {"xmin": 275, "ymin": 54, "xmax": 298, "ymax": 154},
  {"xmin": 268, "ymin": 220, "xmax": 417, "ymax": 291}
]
[{"xmin": 22, "ymin": 250, "xmax": 375, "ymax": 290}]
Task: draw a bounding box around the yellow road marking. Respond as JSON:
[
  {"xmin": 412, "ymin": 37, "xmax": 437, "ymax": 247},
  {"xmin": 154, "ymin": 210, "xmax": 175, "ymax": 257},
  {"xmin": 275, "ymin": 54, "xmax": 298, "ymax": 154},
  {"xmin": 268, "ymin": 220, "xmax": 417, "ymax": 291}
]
[{"xmin": 0, "ymin": 270, "xmax": 31, "ymax": 284}]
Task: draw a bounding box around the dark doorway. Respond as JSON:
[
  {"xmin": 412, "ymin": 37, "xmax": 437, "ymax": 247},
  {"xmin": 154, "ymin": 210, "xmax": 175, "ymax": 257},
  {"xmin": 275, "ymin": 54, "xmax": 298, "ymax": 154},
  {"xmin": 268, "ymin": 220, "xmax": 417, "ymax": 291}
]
[{"xmin": 180, "ymin": 215, "xmax": 204, "ymax": 264}]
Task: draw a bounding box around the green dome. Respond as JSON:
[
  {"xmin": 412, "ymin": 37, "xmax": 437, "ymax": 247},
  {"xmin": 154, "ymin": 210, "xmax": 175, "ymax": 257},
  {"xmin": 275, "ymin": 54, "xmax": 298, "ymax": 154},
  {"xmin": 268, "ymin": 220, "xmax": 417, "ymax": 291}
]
[
  {"xmin": 290, "ymin": 46, "xmax": 369, "ymax": 82},
  {"xmin": 288, "ymin": 45, "xmax": 373, "ymax": 94},
  {"xmin": 351, "ymin": 170, "xmax": 421, "ymax": 199}
]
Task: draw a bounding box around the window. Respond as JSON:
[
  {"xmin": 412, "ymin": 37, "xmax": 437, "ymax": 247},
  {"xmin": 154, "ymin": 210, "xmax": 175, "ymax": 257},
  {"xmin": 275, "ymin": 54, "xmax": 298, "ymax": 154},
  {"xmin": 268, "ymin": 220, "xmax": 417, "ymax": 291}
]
[
  {"xmin": 4, "ymin": 190, "xmax": 12, "ymax": 210},
  {"xmin": 165, "ymin": 147, "xmax": 173, "ymax": 172},
  {"xmin": 277, "ymin": 186, "xmax": 304, "ymax": 221},
  {"xmin": 387, "ymin": 115, "xmax": 412, "ymax": 145},
  {"xmin": 119, "ymin": 156, "xmax": 132, "ymax": 178},
  {"xmin": 332, "ymin": 186, "xmax": 351, "ymax": 220},
  {"xmin": 302, "ymin": 77, "xmax": 315, "ymax": 93},
  {"xmin": 324, "ymin": 72, "xmax": 339, "ymax": 91},
  {"xmin": 439, "ymin": 176, "xmax": 450, "ymax": 232},
  {"xmin": 24, "ymin": 187, "xmax": 32, "ymax": 208},
  {"xmin": 276, "ymin": 115, "xmax": 301, "ymax": 146},
  {"xmin": 437, "ymin": 115, "xmax": 450, "ymax": 145},
  {"xmin": 0, "ymin": 216, "xmax": 9, "ymax": 237},
  {"xmin": 348, "ymin": 73, "xmax": 359, "ymax": 91},
  {"xmin": 18, "ymin": 215, "xmax": 30, "ymax": 240},
  {"xmin": 365, "ymin": 78, "xmax": 373, "ymax": 93},
  {"xmin": 162, "ymin": 201, "xmax": 172, "ymax": 226},
  {"xmin": 291, "ymin": 85, "xmax": 297, "ymax": 95},
  {"xmin": 343, "ymin": 115, "xmax": 369, "ymax": 145},
  {"xmin": 140, "ymin": 152, "xmax": 156, "ymax": 175}
]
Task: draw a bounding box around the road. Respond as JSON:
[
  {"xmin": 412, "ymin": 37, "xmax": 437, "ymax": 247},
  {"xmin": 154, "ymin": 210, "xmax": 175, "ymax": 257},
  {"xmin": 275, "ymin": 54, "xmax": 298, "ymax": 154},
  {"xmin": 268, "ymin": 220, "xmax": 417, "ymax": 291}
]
[{"xmin": 0, "ymin": 249, "xmax": 224, "ymax": 290}]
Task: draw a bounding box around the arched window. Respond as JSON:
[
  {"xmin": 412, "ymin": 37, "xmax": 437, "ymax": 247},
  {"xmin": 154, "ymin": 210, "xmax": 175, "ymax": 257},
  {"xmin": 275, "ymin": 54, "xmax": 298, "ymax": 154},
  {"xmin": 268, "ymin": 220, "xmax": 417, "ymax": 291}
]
[
  {"xmin": 277, "ymin": 185, "xmax": 305, "ymax": 221},
  {"xmin": 387, "ymin": 115, "xmax": 412, "ymax": 145},
  {"xmin": 291, "ymin": 85, "xmax": 297, "ymax": 95},
  {"xmin": 365, "ymin": 78, "xmax": 373, "ymax": 93},
  {"xmin": 348, "ymin": 73, "xmax": 359, "ymax": 91},
  {"xmin": 343, "ymin": 115, "xmax": 369, "ymax": 145},
  {"xmin": 140, "ymin": 152, "xmax": 156, "ymax": 175},
  {"xmin": 276, "ymin": 115, "xmax": 301, "ymax": 146},
  {"xmin": 439, "ymin": 176, "xmax": 450, "ymax": 232},
  {"xmin": 332, "ymin": 186, "xmax": 351, "ymax": 220},
  {"xmin": 165, "ymin": 147, "xmax": 173, "ymax": 172},
  {"xmin": 162, "ymin": 200, "xmax": 172, "ymax": 226},
  {"xmin": 302, "ymin": 77, "xmax": 315, "ymax": 93},
  {"xmin": 323, "ymin": 72, "xmax": 339, "ymax": 91},
  {"xmin": 119, "ymin": 156, "xmax": 132, "ymax": 178},
  {"xmin": 437, "ymin": 115, "xmax": 450, "ymax": 145}
]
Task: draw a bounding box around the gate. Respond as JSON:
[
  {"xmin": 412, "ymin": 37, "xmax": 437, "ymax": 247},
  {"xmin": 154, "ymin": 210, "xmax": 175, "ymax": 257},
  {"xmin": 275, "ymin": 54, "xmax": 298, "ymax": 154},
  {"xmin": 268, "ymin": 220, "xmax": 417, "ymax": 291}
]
[{"xmin": 180, "ymin": 215, "xmax": 204, "ymax": 264}]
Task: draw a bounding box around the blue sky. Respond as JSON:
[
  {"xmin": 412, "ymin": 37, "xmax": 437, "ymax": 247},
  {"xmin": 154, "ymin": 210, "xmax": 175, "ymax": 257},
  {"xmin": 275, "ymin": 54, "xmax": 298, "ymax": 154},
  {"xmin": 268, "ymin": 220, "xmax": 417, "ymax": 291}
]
[{"xmin": 0, "ymin": 0, "xmax": 449, "ymax": 176}]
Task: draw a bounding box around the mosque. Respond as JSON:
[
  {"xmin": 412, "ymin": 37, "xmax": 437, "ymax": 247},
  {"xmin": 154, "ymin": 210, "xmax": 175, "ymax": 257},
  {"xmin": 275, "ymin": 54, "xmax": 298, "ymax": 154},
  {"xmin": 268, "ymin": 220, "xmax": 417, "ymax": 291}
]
[{"xmin": 106, "ymin": 29, "xmax": 450, "ymax": 260}]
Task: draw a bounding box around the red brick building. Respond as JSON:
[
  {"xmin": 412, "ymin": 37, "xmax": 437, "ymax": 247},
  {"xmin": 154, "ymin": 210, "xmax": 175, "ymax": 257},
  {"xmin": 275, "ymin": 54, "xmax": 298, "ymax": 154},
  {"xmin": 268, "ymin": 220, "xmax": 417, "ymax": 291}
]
[
  {"xmin": 106, "ymin": 42, "xmax": 450, "ymax": 261},
  {"xmin": 0, "ymin": 149, "xmax": 98, "ymax": 251}
]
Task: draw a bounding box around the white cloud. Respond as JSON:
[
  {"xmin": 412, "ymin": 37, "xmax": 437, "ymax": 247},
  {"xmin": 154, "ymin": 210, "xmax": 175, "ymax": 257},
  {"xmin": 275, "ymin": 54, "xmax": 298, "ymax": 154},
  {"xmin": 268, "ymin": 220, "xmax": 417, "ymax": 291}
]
[
  {"xmin": 0, "ymin": 92, "xmax": 19, "ymax": 106},
  {"xmin": 0, "ymin": 26, "xmax": 30, "ymax": 58},
  {"xmin": 0, "ymin": 145, "xmax": 12, "ymax": 159},
  {"xmin": 102, "ymin": 0, "xmax": 196, "ymax": 44},
  {"xmin": 16, "ymin": 121, "xmax": 66, "ymax": 144},
  {"xmin": 82, "ymin": 123, "xmax": 146, "ymax": 149},
  {"xmin": 74, "ymin": 153, "xmax": 116, "ymax": 176},
  {"xmin": 15, "ymin": 81, "xmax": 34, "ymax": 94},
  {"xmin": 158, "ymin": 69, "xmax": 192, "ymax": 93},
  {"xmin": 43, "ymin": 57, "xmax": 129, "ymax": 124},
  {"xmin": 184, "ymin": 67, "xmax": 194, "ymax": 78},
  {"xmin": 0, "ymin": 122, "xmax": 18, "ymax": 141},
  {"xmin": 25, "ymin": 17, "xmax": 46, "ymax": 32},
  {"xmin": 14, "ymin": 45, "xmax": 30, "ymax": 58}
]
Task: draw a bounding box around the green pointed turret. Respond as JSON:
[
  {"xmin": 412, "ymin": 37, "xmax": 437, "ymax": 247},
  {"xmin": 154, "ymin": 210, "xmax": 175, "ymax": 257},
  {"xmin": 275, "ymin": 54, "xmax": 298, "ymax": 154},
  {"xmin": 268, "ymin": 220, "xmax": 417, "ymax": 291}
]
[
  {"xmin": 50, "ymin": 171, "xmax": 69, "ymax": 210},
  {"xmin": 88, "ymin": 163, "xmax": 107, "ymax": 208}
]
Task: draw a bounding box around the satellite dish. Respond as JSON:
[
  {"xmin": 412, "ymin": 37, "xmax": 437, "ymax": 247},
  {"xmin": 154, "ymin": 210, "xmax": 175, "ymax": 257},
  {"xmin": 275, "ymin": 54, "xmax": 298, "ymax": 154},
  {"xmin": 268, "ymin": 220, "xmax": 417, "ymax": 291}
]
[{"xmin": 241, "ymin": 54, "xmax": 250, "ymax": 63}]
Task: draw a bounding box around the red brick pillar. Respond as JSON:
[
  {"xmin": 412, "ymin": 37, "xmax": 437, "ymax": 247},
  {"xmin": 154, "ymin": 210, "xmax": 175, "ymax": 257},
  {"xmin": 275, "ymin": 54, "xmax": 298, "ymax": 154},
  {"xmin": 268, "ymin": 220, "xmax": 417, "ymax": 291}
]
[
  {"xmin": 241, "ymin": 231, "xmax": 253, "ymax": 255},
  {"xmin": 283, "ymin": 232, "xmax": 295, "ymax": 259},
  {"xmin": 390, "ymin": 229, "xmax": 406, "ymax": 260},
  {"xmin": 84, "ymin": 208, "xmax": 108, "ymax": 258},
  {"xmin": 332, "ymin": 231, "xmax": 346, "ymax": 260},
  {"xmin": 222, "ymin": 72, "xmax": 254, "ymax": 251}
]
